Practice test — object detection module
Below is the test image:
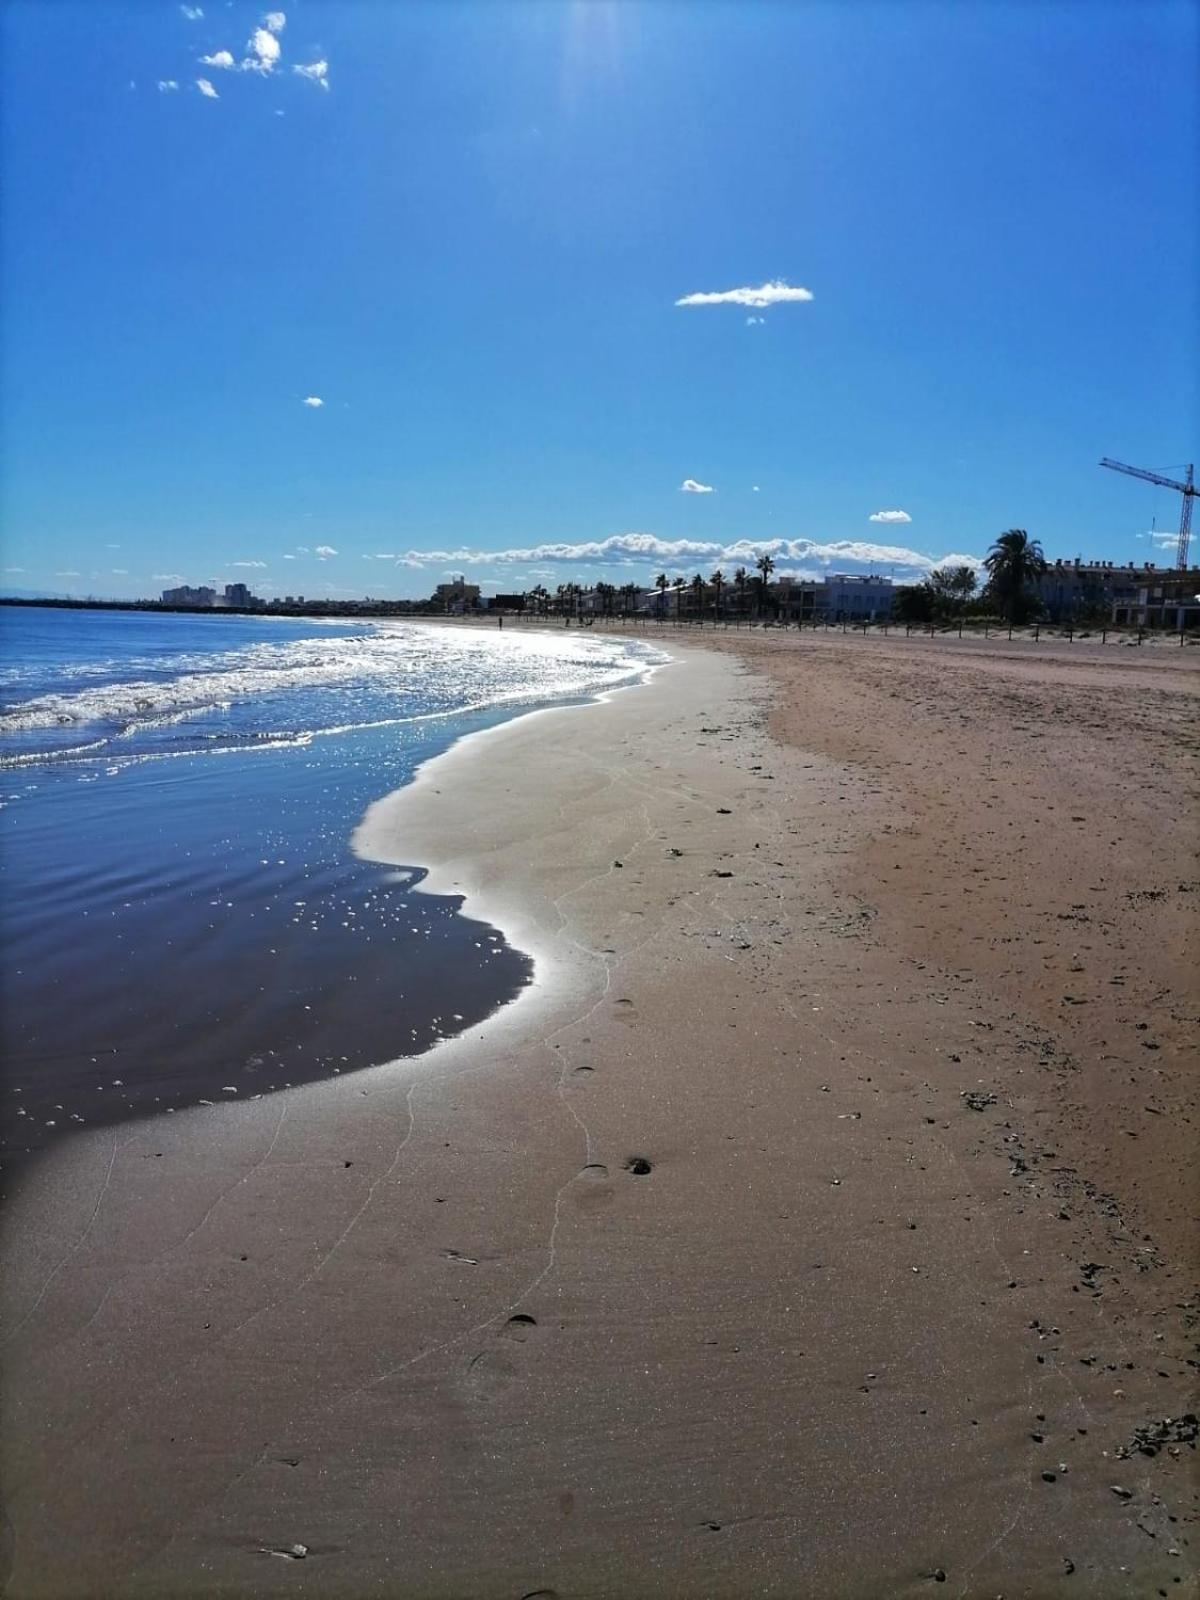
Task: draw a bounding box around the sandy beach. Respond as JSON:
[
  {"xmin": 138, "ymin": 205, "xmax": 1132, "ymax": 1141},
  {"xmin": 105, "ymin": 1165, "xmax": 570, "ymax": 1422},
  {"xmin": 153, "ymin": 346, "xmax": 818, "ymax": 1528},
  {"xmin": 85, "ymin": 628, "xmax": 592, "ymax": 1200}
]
[{"xmin": 2, "ymin": 629, "xmax": 1196, "ymax": 1598}]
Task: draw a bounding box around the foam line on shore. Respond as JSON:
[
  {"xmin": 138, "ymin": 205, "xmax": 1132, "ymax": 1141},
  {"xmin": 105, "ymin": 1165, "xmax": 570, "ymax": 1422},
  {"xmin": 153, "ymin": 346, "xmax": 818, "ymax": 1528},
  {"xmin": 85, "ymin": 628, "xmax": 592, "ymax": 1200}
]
[{"xmin": 349, "ymin": 644, "xmax": 676, "ymax": 1064}]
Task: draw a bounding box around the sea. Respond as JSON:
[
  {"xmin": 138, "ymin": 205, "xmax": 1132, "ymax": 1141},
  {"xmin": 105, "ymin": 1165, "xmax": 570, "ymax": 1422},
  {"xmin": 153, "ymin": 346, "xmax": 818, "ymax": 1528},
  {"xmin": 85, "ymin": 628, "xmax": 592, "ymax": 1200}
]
[{"xmin": 0, "ymin": 606, "xmax": 665, "ymax": 1178}]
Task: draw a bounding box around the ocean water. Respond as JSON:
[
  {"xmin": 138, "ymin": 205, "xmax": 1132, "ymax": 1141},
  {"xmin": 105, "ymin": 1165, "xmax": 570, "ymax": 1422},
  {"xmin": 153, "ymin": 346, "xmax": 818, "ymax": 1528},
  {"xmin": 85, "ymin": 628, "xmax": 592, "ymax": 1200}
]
[{"xmin": 0, "ymin": 607, "xmax": 665, "ymax": 1178}]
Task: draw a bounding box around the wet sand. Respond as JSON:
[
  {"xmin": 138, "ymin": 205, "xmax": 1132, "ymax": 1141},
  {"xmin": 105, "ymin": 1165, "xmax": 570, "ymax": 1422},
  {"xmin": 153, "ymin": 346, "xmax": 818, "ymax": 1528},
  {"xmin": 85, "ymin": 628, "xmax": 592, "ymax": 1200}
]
[{"xmin": 1, "ymin": 632, "xmax": 1196, "ymax": 1598}]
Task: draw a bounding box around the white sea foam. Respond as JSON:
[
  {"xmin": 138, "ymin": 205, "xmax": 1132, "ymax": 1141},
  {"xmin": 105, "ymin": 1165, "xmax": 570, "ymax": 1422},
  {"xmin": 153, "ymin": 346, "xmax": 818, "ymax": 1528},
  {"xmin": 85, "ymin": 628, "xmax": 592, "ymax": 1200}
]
[{"xmin": 0, "ymin": 623, "xmax": 668, "ymax": 766}]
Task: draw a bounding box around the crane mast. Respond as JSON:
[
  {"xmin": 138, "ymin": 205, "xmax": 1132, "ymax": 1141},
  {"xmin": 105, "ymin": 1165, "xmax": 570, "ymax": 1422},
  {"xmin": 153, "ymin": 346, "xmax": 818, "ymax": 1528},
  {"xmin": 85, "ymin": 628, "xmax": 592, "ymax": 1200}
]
[{"xmin": 1099, "ymin": 457, "xmax": 1196, "ymax": 570}]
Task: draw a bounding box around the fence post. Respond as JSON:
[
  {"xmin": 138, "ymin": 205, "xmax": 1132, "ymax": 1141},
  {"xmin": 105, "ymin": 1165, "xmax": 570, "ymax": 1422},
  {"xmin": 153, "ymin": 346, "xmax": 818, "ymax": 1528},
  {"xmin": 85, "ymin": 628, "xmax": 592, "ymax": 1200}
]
[{"xmin": 1138, "ymin": 626, "xmax": 1144, "ymax": 646}]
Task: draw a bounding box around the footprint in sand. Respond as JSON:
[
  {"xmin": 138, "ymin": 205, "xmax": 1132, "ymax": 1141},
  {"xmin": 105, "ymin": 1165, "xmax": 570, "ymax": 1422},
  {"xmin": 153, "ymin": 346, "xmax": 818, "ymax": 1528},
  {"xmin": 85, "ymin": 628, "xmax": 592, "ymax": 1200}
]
[
  {"xmin": 569, "ymin": 1162, "xmax": 614, "ymax": 1212},
  {"xmin": 464, "ymin": 1315, "xmax": 541, "ymax": 1398}
]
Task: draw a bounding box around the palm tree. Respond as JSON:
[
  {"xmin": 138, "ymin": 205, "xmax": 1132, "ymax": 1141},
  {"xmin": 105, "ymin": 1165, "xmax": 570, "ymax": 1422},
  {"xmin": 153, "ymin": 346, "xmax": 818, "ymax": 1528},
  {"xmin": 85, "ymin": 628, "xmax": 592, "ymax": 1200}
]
[
  {"xmin": 710, "ymin": 568, "xmax": 725, "ymax": 620},
  {"xmin": 620, "ymin": 582, "xmax": 638, "ymax": 617},
  {"xmin": 734, "ymin": 566, "xmax": 748, "ymax": 617},
  {"xmin": 691, "ymin": 572, "xmax": 706, "ymax": 621},
  {"xmin": 672, "ymin": 575, "xmax": 686, "ymax": 621},
  {"xmin": 654, "ymin": 572, "xmax": 670, "ymax": 620},
  {"xmin": 755, "ymin": 552, "xmax": 776, "ymax": 616},
  {"xmin": 983, "ymin": 530, "xmax": 1046, "ymax": 624}
]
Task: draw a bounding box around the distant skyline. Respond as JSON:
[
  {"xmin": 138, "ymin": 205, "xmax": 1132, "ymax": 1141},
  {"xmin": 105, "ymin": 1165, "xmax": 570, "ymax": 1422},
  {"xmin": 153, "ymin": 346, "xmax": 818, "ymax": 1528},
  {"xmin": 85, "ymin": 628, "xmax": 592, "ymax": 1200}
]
[{"xmin": 1, "ymin": 1, "xmax": 1197, "ymax": 600}]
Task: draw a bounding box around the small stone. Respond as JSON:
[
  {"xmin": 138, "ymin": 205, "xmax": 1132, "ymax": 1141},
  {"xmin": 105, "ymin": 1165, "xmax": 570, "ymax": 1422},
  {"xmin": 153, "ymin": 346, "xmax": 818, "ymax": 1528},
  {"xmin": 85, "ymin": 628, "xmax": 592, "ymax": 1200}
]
[
  {"xmin": 1111, "ymin": 1485, "xmax": 1133, "ymax": 1500},
  {"xmin": 1042, "ymin": 1471, "xmax": 1057, "ymax": 1483}
]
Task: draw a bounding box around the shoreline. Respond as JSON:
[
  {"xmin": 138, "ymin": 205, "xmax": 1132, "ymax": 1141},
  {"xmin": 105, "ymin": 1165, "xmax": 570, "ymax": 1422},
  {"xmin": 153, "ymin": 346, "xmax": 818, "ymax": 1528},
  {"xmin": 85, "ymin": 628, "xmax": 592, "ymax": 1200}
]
[
  {"xmin": 2, "ymin": 631, "xmax": 1196, "ymax": 1597},
  {"xmin": 0, "ymin": 620, "xmax": 665, "ymax": 1177}
]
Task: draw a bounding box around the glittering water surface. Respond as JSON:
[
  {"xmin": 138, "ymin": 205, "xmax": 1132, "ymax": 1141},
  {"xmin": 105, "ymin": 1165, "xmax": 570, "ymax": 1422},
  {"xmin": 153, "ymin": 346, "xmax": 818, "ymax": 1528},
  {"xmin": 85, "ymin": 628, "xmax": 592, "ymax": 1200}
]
[{"xmin": 0, "ymin": 609, "xmax": 665, "ymax": 1172}]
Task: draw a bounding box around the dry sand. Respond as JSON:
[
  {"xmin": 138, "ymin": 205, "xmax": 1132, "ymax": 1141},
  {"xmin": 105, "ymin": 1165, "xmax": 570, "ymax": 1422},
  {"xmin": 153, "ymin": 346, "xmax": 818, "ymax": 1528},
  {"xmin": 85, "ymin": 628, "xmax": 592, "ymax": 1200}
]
[{"xmin": 1, "ymin": 629, "xmax": 1196, "ymax": 1599}]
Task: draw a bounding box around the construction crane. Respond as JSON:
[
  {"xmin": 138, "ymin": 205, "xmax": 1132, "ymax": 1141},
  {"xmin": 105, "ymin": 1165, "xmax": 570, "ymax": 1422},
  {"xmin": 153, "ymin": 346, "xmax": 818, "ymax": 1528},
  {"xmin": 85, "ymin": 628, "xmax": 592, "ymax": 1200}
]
[{"xmin": 1100, "ymin": 457, "xmax": 1196, "ymax": 570}]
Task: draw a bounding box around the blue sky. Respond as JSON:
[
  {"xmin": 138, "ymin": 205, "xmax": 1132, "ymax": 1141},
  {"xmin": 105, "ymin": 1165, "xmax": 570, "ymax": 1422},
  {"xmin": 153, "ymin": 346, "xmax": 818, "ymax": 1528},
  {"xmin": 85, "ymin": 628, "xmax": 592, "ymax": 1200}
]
[{"xmin": 2, "ymin": 0, "xmax": 1196, "ymax": 600}]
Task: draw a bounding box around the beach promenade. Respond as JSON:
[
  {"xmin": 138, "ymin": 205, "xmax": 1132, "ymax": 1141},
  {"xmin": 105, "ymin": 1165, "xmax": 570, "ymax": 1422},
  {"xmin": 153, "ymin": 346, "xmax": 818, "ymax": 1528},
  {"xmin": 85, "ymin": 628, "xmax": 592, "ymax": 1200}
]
[{"xmin": 2, "ymin": 630, "xmax": 1196, "ymax": 1598}]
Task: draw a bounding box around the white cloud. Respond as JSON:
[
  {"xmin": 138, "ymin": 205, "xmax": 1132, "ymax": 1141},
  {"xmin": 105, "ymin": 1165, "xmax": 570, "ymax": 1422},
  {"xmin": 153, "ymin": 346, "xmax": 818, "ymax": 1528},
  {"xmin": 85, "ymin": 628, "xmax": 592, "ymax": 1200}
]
[
  {"xmin": 752, "ymin": 485, "xmax": 761, "ymax": 493},
  {"xmin": 180, "ymin": 5, "xmax": 204, "ymax": 19},
  {"xmin": 244, "ymin": 25, "xmax": 281, "ymax": 73},
  {"xmin": 106, "ymin": 543, "xmax": 121, "ymax": 549},
  {"xmin": 158, "ymin": 80, "xmax": 179, "ymax": 92},
  {"xmin": 293, "ymin": 59, "xmax": 330, "ymax": 88},
  {"xmin": 3, "ymin": 566, "xmax": 27, "ymax": 574},
  {"xmin": 869, "ymin": 509, "xmax": 912, "ymax": 524},
  {"xmin": 152, "ymin": 573, "xmax": 184, "ymax": 581},
  {"xmin": 381, "ymin": 532, "xmax": 979, "ymax": 575},
  {"xmin": 264, "ymin": 11, "xmax": 286, "ymax": 32},
  {"xmin": 302, "ymin": 395, "xmax": 324, "ymax": 407},
  {"xmin": 196, "ymin": 77, "xmax": 219, "ymax": 98},
  {"xmin": 676, "ymin": 280, "xmax": 814, "ymax": 310},
  {"xmin": 746, "ymin": 316, "xmax": 765, "ymax": 326},
  {"xmin": 232, "ymin": 560, "xmax": 268, "ymax": 569},
  {"xmin": 55, "ymin": 570, "xmax": 82, "ymax": 578},
  {"xmin": 681, "ymin": 478, "xmax": 714, "ymax": 494},
  {"xmin": 200, "ymin": 49, "xmax": 235, "ymax": 68},
  {"xmin": 314, "ymin": 545, "xmax": 338, "ymax": 559},
  {"xmin": 111, "ymin": 568, "xmax": 129, "ymax": 575}
]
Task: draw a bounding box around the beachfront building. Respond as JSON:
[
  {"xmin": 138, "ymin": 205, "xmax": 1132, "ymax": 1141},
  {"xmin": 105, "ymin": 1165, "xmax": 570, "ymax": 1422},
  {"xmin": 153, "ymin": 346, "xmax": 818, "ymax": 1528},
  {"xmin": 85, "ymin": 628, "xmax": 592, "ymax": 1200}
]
[
  {"xmin": 432, "ymin": 576, "xmax": 482, "ymax": 613},
  {"xmin": 160, "ymin": 584, "xmax": 217, "ymax": 606},
  {"xmin": 217, "ymin": 582, "xmax": 263, "ymax": 609},
  {"xmin": 1110, "ymin": 567, "xmax": 1200, "ymax": 631},
  {"xmin": 776, "ymin": 573, "xmax": 894, "ymax": 622},
  {"xmin": 1028, "ymin": 559, "xmax": 1200, "ymax": 629},
  {"xmin": 1032, "ymin": 559, "xmax": 1147, "ymax": 623}
]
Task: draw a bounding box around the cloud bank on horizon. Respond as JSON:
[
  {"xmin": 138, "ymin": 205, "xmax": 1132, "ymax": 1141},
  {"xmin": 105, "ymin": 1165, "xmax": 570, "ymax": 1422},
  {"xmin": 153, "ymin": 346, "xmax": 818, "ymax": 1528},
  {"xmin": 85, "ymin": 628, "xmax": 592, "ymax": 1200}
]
[{"xmin": 359, "ymin": 531, "xmax": 982, "ymax": 577}]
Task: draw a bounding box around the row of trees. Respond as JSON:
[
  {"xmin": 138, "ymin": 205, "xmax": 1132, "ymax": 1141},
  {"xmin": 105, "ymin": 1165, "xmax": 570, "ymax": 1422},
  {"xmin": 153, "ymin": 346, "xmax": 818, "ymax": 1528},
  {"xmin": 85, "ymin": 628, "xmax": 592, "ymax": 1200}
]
[
  {"xmin": 894, "ymin": 530, "xmax": 1049, "ymax": 626},
  {"xmin": 526, "ymin": 555, "xmax": 780, "ymax": 621},
  {"xmin": 524, "ymin": 532, "xmax": 1051, "ymax": 626}
]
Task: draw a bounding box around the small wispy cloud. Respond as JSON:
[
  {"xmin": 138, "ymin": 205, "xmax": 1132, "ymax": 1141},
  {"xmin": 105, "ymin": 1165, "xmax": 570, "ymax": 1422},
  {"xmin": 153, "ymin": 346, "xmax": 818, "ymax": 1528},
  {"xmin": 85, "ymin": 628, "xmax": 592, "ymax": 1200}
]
[
  {"xmin": 196, "ymin": 77, "xmax": 219, "ymax": 99},
  {"xmin": 681, "ymin": 478, "xmax": 714, "ymax": 494},
  {"xmin": 180, "ymin": 5, "xmax": 204, "ymax": 19},
  {"xmin": 302, "ymin": 395, "xmax": 324, "ymax": 408},
  {"xmin": 231, "ymin": 560, "xmax": 268, "ymax": 569},
  {"xmin": 106, "ymin": 543, "xmax": 121, "ymax": 549},
  {"xmin": 3, "ymin": 566, "xmax": 27, "ymax": 574},
  {"xmin": 293, "ymin": 59, "xmax": 329, "ymax": 89},
  {"xmin": 152, "ymin": 573, "xmax": 184, "ymax": 582},
  {"xmin": 200, "ymin": 49, "xmax": 235, "ymax": 68},
  {"xmin": 745, "ymin": 315, "xmax": 765, "ymax": 326},
  {"xmin": 244, "ymin": 25, "xmax": 281, "ymax": 73},
  {"xmin": 158, "ymin": 80, "xmax": 179, "ymax": 93},
  {"xmin": 111, "ymin": 568, "xmax": 129, "ymax": 575},
  {"xmin": 752, "ymin": 485, "xmax": 761, "ymax": 493},
  {"xmin": 314, "ymin": 545, "xmax": 338, "ymax": 559},
  {"xmin": 55, "ymin": 570, "xmax": 82, "ymax": 578},
  {"xmin": 869, "ymin": 510, "xmax": 912, "ymax": 524},
  {"xmin": 263, "ymin": 11, "xmax": 286, "ymax": 32},
  {"xmin": 676, "ymin": 280, "xmax": 814, "ymax": 310}
]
